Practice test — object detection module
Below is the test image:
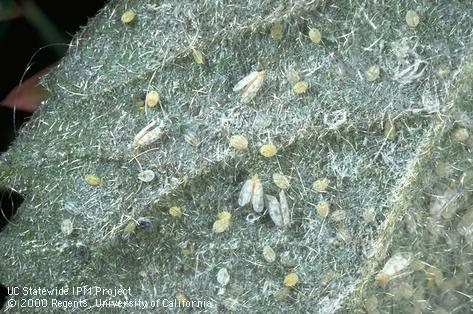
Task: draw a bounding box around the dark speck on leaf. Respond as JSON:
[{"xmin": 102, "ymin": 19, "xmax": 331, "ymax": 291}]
[
  {"xmin": 75, "ymin": 244, "xmax": 90, "ymax": 262},
  {"xmin": 137, "ymin": 217, "xmax": 152, "ymax": 231}
]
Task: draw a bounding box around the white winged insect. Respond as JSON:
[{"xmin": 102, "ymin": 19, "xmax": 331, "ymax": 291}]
[
  {"xmin": 132, "ymin": 119, "xmax": 164, "ymax": 149},
  {"xmin": 238, "ymin": 175, "xmax": 264, "ymax": 212},
  {"xmin": 233, "ymin": 70, "xmax": 265, "ymax": 103},
  {"xmin": 266, "ymin": 190, "xmax": 291, "ymax": 228}
]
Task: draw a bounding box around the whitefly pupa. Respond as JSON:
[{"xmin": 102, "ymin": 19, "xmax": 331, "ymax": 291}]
[
  {"xmin": 233, "ymin": 70, "xmax": 265, "ymax": 103},
  {"xmin": 132, "ymin": 119, "xmax": 164, "ymax": 149},
  {"xmin": 238, "ymin": 175, "xmax": 264, "ymax": 212}
]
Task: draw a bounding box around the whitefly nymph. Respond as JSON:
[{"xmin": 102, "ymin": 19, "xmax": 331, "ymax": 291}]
[
  {"xmin": 233, "ymin": 70, "xmax": 265, "ymax": 103},
  {"xmin": 238, "ymin": 175, "xmax": 264, "ymax": 212}
]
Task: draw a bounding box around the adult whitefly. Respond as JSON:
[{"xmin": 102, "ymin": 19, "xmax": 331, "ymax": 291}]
[
  {"xmin": 278, "ymin": 190, "xmax": 290, "ymax": 226},
  {"xmin": 233, "ymin": 71, "xmax": 261, "ymax": 91},
  {"xmin": 233, "ymin": 70, "xmax": 265, "ymax": 103},
  {"xmin": 238, "ymin": 178, "xmax": 254, "ymax": 207},
  {"xmin": 375, "ymin": 252, "xmax": 413, "ymax": 284},
  {"xmin": 266, "ymin": 191, "xmax": 291, "ymax": 228},
  {"xmin": 223, "ymin": 298, "xmax": 238, "ymax": 311},
  {"xmin": 252, "ymin": 177, "xmax": 264, "ymax": 212},
  {"xmin": 238, "ymin": 175, "xmax": 264, "ymax": 212},
  {"xmin": 265, "ymin": 194, "xmax": 279, "ymax": 213},
  {"xmin": 132, "ymin": 120, "xmax": 164, "ymax": 149}
]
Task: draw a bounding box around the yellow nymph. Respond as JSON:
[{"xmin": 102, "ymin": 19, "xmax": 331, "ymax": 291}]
[
  {"xmin": 260, "ymin": 143, "xmax": 277, "ymax": 157},
  {"xmin": 145, "ymin": 90, "xmax": 160, "ymax": 108},
  {"xmin": 85, "ymin": 175, "xmax": 102, "ymax": 186},
  {"xmin": 229, "ymin": 135, "xmax": 248, "ymax": 151},
  {"xmin": 169, "ymin": 206, "xmax": 182, "ymax": 218},
  {"xmin": 293, "ymin": 81, "xmax": 309, "ymax": 94},
  {"xmin": 308, "ymin": 28, "xmax": 322, "ymax": 44},
  {"xmin": 316, "ymin": 200, "xmax": 330, "ymax": 218},
  {"xmin": 192, "ymin": 48, "xmax": 204, "ymax": 64},
  {"xmin": 313, "ymin": 178, "xmax": 329, "ymax": 192},
  {"xmin": 121, "ymin": 10, "xmax": 136, "ymax": 24},
  {"xmin": 283, "ymin": 272, "xmax": 299, "ymax": 287}
]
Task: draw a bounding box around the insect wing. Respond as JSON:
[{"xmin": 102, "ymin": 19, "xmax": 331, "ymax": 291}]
[
  {"xmin": 133, "ymin": 121, "xmax": 157, "ymax": 147},
  {"xmin": 266, "ymin": 194, "xmax": 283, "ymax": 227},
  {"xmin": 278, "ymin": 190, "xmax": 291, "ymax": 227},
  {"xmin": 132, "ymin": 120, "xmax": 163, "ymax": 148},
  {"xmin": 233, "ymin": 71, "xmax": 259, "ymax": 92},
  {"xmin": 135, "ymin": 127, "xmax": 162, "ymax": 148},
  {"xmin": 252, "ymin": 178, "xmax": 264, "ymax": 212},
  {"xmin": 238, "ymin": 179, "xmax": 253, "ymax": 207},
  {"xmin": 241, "ymin": 71, "xmax": 264, "ymax": 103}
]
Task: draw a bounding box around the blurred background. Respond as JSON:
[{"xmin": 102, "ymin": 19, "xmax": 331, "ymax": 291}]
[
  {"xmin": 0, "ymin": 0, "xmax": 107, "ymax": 153},
  {"xmin": 0, "ymin": 0, "xmax": 107, "ymax": 283},
  {"xmin": 1, "ymin": 1, "xmax": 108, "ymax": 307}
]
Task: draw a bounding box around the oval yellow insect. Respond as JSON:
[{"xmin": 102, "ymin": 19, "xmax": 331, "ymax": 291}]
[
  {"xmin": 169, "ymin": 206, "xmax": 182, "ymax": 218},
  {"xmin": 217, "ymin": 211, "xmax": 231, "ymax": 221},
  {"xmin": 308, "ymin": 28, "xmax": 322, "ymax": 44},
  {"xmin": 145, "ymin": 90, "xmax": 160, "ymax": 108},
  {"xmin": 283, "ymin": 272, "xmax": 299, "ymax": 287},
  {"xmin": 192, "ymin": 48, "xmax": 205, "ymax": 64},
  {"xmin": 293, "ymin": 81, "xmax": 309, "ymax": 94},
  {"xmin": 260, "ymin": 143, "xmax": 277, "ymax": 157},
  {"xmin": 229, "ymin": 135, "xmax": 248, "ymax": 151},
  {"xmin": 405, "ymin": 10, "xmax": 420, "ymax": 28},
  {"xmin": 316, "ymin": 200, "xmax": 330, "ymax": 218},
  {"xmin": 366, "ymin": 65, "xmax": 380, "ymax": 81},
  {"xmin": 273, "ymin": 173, "xmax": 290, "ymax": 189},
  {"xmin": 85, "ymin": 175, "xmax": 102, "ymax": 186},
  {"xmin": 121, "ymin": 10, "xmax": 136, "ymax": 24},
  {"xmin": 313, "ymin": 178, "xmax": 329, "ymax": 192},
  {"xmin": 212, "ymin": 218, "xmax": 230, "ymax": 233},
  {"xmin": 271, "ymin": 22, "xmax": 284, "ymax": 40}
]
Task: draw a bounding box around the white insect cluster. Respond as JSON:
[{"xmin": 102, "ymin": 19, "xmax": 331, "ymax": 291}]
[
  {"xmin": 238, "ymin": 176, "xmax": 291, "ymax": 228},
  {"xmin": 233, "ymin": 70, "xmax": 265, "ymax": 103}
]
